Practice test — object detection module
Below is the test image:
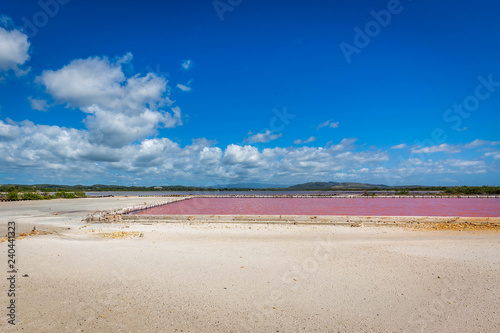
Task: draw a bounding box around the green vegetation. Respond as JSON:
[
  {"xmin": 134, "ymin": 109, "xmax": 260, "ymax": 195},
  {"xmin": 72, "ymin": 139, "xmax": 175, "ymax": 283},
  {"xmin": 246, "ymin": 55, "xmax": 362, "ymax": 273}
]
[
  {"xmin": 443, "ymin": 186, "xmax": 500, "ymax": 195},
  {"xmin": 6, "ymin": 190, "xmax": 19, "ymax": 201},
  {"xmin": 74, "ymin": 191, "xmax": 87, "ymax": 198},
  {"xmin": 0, "ymin": 186, "xmax": 87, "ymax": 201},
  {"xmin": 289, "ymin": 182, "xmax": 389, "ymax": 190},
  {"xmin": 395, "ymin": 189, "xmax": 409, "ymax": 195},
  {"xmin": 21, "ymin": 192, "xmax": 45, "ymax": 200},
  {"xmin": 50, "ymin": 190, "xmax": 87, "ymax": 199},
  {"xmin": 53, "ymin": 190, "xmax": 77, "ymax": 199},
  {"xmin": 1, "ymin": 184, "xmax": 212, "ymax": 193}
]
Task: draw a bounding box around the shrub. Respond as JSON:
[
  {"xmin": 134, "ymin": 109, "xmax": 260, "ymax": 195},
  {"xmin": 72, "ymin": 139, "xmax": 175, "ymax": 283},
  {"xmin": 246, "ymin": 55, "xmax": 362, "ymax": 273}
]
[
  {"xmin": 54, "ymin": 191, "xmax": 76, "ymax": 199},
  {"xmin": 443, "ymin": 186, "xmax": 500, "ymax": 195},
  {"xmin": 21, "ymin": 192, "xmax": 44, "ymax": 200},
  {"xmin": 7, "ymin": 191, "xmax": 19, "ymax": 201}
]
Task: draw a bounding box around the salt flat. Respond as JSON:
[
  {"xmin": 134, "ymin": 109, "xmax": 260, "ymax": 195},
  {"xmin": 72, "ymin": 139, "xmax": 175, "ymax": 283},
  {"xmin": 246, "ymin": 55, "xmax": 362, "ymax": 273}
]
[{"xmin": 1, "ymin": 197, "xmax": 499, "ymax": 332}]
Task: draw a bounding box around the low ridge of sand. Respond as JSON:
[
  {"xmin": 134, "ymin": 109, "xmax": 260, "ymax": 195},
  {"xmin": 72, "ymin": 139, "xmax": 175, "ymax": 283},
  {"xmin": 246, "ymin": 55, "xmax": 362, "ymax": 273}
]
[{"xmin": 1, "ymin": 197, "xmax": 499, "ymax": 332}]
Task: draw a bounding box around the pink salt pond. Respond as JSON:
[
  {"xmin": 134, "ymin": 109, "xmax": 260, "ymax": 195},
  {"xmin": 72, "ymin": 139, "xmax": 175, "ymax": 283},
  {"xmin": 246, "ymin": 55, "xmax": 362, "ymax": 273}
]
[{"xmin": 132, "ymin": 197, "xmax": 500, "ymax": 217}]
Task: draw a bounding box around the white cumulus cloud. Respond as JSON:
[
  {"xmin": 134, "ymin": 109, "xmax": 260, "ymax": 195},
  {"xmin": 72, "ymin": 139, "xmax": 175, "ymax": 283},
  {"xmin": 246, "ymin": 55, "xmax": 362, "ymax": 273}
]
[
  {"xmin": 244, "ymin": 130, "xmax": 282, "ymax": 143},
  {"xmin": 294, "ymin": 136, "xmax": 316, "ymax": 144},
  {"xmin": 176, "ymin": 83, "xmax": 192, "ymax": 92},
  {"xmin": 181, "ymin": 59, "xmax": 192, "ymax": 70},
  {"xmin": 28, "ymin": 97, "xmax": 49, "ymax": 111},
  {"xmin": 37, "ymin": 54, "xmax": 181, "ymax": 147},
  {"xmin": 317, "ymin": 119, "xmax": 339, "ymax": 129},
  {"xmin": 390, "ymin": 143, "xmax": 407, "ymax": 149},
  {"xmin": 222, "ymin": 144, "xmax": 263, "ymax": 167},
  {"xmin": 411, "ymin": 140, "xmax": 499, "ymax": 155},
  {"xmin": 0, "ymin": 23, "xmax": 30, "ymax": 76},
  {"xmin": 0, "ymin": 118, "xmax": 496, "ymax": 185},
  {"xmin": 464, "ymin": 139, "xmax": 492, "ymax": 149},
  {"xmin": 411, "ymin": 143, "xmax": 462, "ymax": 154}
]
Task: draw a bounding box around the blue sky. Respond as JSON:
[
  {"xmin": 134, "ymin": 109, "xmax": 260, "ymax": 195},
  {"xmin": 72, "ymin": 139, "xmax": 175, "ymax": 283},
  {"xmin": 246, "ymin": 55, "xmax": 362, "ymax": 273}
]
[{"xmin": 0, "ymin": 0, "xmax": 499, "ymax": 186}]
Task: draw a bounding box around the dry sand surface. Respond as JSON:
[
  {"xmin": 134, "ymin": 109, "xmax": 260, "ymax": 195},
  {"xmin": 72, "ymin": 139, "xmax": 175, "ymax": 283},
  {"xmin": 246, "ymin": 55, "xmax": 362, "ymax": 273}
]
[{"xmin": 1, "ymin": 197, "xmax": 499, "ymax": 332}]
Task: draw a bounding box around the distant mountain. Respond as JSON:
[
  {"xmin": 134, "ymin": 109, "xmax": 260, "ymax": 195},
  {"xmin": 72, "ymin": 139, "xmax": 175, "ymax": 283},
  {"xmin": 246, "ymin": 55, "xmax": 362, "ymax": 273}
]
[
  {"xmin": 1, "ymin": 182, "xmax": 432, "ymax": 192},
  {"xmin": 287, "ymin": 182, "xmax": 389, "ymax": 190},
  {"xmin": 208, "ymin": 183, "xmax": 288, "ymax": 189}
]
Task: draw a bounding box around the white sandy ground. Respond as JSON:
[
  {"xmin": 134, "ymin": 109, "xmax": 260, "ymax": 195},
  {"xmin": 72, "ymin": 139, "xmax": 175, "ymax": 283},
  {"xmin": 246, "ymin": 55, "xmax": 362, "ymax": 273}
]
[{"xmin": 0, "ymin": 197, "xmax": 499, "ymax": 332}]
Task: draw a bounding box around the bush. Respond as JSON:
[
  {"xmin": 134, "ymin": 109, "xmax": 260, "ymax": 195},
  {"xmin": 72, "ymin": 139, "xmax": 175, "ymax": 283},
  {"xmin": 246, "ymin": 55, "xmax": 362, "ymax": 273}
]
[
  {"xmin": 395, "ymin": 189, "xmax": 409, "ymax": 195},
  {"xmin": 54, "ymin": 191, "xmax": 76, "ymax": 199},
  {"xmin": 74, "ymin": 191, "xmax": 87, "ymax": 198},
  {"xmin": 443, "ymin": 186, "xmax": 500, "ymax": 195},
  {"xmin": 21, "ymin": 192, "xmax": 44, "ymax": 200},
  {"xmin": 7, "ymin": 191, "xmax": 19, "ymax": 201}
]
